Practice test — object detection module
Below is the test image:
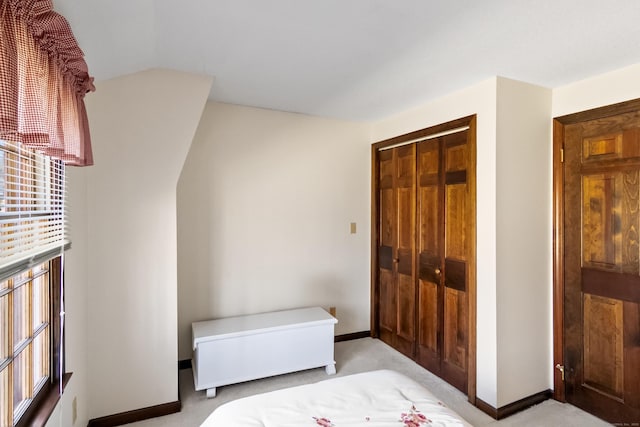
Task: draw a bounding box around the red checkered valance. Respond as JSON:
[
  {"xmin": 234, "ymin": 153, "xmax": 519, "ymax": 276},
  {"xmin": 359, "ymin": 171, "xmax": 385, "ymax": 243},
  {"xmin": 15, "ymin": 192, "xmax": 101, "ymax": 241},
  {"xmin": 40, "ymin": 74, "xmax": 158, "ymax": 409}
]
[{"xmin": 0, "ymin": 0, "xmax": 95, "ymax": 166}]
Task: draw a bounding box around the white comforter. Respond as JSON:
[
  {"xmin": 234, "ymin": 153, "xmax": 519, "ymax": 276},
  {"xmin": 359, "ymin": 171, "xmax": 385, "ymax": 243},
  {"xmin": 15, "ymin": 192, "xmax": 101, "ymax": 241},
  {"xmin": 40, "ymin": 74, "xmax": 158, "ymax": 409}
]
[{"xmin": 200, "ymin": 369, "xmax": 472, "ymax": 426}]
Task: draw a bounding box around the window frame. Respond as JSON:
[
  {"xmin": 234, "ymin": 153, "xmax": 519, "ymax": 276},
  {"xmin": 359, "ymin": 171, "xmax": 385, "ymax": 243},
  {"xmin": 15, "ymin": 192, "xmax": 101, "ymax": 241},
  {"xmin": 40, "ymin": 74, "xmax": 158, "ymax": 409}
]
[
  {"xmin": 0, "ymin": 139, "xmax": 66, "ymax": 278},
  {"xmin": 0, "ymin": 139, "xmax": 68, "ymax": 427},
  {"xmin": 0, "ymin": 257, "xmax": 64, "ymax": 427}
]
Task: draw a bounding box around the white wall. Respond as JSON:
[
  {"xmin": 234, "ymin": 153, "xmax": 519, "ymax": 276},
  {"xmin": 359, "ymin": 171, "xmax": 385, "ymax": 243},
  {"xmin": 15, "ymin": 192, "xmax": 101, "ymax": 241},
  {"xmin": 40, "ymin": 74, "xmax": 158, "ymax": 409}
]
[
  {"xmin": 370, "ymin": 66, "xmax": 640, "ymax": 408},
  {"xmin": 83, "ymin": 69, "xmax": 211, "ymax": 419},
  {"xmin": 177, "ymin": 102, "xmax": 371, "ymax": 360},
  {"xmin": 44, "ymin": 374, "xmax": 82, "ymax": 427},
  {"xmin": 45, "ymin": 61, "xmax": 640, "ymax": 423},
  {"xmin": 372, "ymin": 78, "xmax": 500, "ymax": 407},
  {"xmin": 553, "ymin": 63, "xmax": 640, "ymax": 117},
  {"xmin": 495, "ymin": 77, "xmax": 552, "ymax": 407},
  {"xmin": 44, "ymin": 166, "xmax": 89, "ymax": 427}
]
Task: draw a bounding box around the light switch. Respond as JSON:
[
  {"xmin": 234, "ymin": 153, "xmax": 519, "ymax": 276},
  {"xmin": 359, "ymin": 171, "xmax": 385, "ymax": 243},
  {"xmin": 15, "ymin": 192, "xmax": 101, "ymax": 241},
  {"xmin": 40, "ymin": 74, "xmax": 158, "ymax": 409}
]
[{"xmin": 350, "ymin": 222, "xmax": 357, "ymax": 234}]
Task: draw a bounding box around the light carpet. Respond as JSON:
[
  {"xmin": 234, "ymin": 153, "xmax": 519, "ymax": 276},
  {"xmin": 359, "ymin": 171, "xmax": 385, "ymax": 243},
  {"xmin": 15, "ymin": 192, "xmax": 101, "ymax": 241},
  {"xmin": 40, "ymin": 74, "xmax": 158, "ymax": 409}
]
[{"xmin": 126, "ymin": 338, "xmax": 612, "ymax": 426}]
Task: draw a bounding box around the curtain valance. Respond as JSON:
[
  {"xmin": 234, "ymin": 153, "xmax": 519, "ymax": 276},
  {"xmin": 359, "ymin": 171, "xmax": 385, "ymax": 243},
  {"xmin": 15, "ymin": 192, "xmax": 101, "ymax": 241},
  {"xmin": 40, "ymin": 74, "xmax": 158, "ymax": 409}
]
[{"xmin": 0, "ymin": 0, "xmax": 95, "ymax": 166}]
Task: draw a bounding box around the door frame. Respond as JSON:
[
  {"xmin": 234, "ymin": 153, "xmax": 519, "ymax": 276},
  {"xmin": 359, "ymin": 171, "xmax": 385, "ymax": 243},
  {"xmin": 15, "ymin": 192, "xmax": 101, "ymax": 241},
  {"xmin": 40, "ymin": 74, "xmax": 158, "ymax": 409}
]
[
  {"xmin": 552, "ymin": 97, "xmax": 640, "ymax": 402},
  {"xmin": 370, "ymin": 114, "xmax": 477, "ymax": 404}
]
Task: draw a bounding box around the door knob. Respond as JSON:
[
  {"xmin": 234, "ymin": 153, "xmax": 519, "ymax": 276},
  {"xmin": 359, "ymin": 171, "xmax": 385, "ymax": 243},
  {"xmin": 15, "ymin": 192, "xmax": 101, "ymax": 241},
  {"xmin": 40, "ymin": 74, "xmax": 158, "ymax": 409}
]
[
  {"xmin": 434, "ymin": 268, "xmax": 441, "ymax": 275},
  {"xmin": 393, "ymin": 258, "xmax": 399, "ymax": 263}
]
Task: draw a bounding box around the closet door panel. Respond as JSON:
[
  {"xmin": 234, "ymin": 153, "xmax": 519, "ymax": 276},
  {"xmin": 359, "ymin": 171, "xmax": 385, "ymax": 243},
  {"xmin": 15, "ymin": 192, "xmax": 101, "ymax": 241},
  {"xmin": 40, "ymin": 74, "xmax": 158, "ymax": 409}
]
[
  {"xmin": 443, "ymin": 286, "xmax": 468, "ymax": 392},
  {"xmin": 395, "ymin": 145, "xmax": 416, "ymax": 356},
  {"xmin": 374, "ymin": 118, "xmax": 475, "ymax": 400},
  {"xmin": 444, "ymin": 288, "xmax": 467, "ymax": 368},
  {"xmin": 377, "ymin": 145, "xmax": 416, "ymax": 355},
  {"xmin": 379, "ymin": 269, "xmax": 396, "ymax": 338},
  {"xmin": 443, "ymin": 256, "xmax": 467, "ymax": 387},
  {"xmin": 442, "ymin": 132, "xmax": 469, "ymax": 393},
  {"xmin": 445, "ymin": 184, "xmax": 466, "ymax": 259},
  {"xmin": 417, "ymin": 279, "xmax": 440, "ymax": 372},
  {"xmin": 417, "ymin": 184, "xmax": 440, "ymax": 353},
  {"xmin": 417, "ymin": 140, "xmax": 442, "ymax": 372},
  {"xmin": 378, "ymin": 150, "xmax": 396, "ymax": 345},
  {"xmin": 419, "ymin": 281, "xmax": 438, "ymax": 351},
  {"xmin": 380, "ymin": 189, "xmax": 394, "ymax": 247},
  {"xmin": 419, "ymin": 186, "xmax": 439, "ymax": 255},
  {"xmin": 398, "ymin": 275, "xmax": 416, "ymax": 342}
]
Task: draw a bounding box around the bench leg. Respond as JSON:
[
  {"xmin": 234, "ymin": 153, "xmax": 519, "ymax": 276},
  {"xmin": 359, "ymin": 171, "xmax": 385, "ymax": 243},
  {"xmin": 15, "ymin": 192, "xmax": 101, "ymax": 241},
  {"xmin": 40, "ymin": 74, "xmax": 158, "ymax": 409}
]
[
  {"xmin": 325, "ymin": 363, "xmax": 336, "ymax": 375},
  {"xmin": 206, "ymin": 387, "xmax": 217, "ymax": 398}
]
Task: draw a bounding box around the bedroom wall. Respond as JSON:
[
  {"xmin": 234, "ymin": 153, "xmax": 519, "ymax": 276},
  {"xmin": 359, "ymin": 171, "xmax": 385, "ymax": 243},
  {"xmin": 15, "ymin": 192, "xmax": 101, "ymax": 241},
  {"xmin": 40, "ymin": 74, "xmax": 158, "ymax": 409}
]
[
  {"xmin": 43, "ymin": 60, "xmax": 640, "ymax": 424},
  {"xmin": 176, "ymin": 102, "xmax": 371, "ymax": 361},
  {"xmin": 495, "ymin": 78, "xmax": 552, "ymax": 407},
  {"xmin": 82, "ymin": 69, "xmax": 212, "ymax": 419},
  {"xmin": 44, "ymin": 167, "xmax": 90, "ymax": 427},
  {"xmin": 371, "ymin": 78, "xmax": 500, "ymax": 407},
  {"xmin": 553, "ymin": 63, "xmax": 640, "ymax": 117},
  {"xmin": 370, "ymin": 77, "xmax": 553, "ymax": 409}
]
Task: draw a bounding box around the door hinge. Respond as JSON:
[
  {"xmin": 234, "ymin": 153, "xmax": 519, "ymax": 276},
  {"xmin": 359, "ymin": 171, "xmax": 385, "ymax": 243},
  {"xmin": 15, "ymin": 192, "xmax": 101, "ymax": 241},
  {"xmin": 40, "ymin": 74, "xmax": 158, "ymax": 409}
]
[
  {"xmin": 555, "ymin": 363, "xmax": 565, "ymax": 381},
  {"xmin": 560, "ymin": 148, "xmax": 564, "ymax": 163}
]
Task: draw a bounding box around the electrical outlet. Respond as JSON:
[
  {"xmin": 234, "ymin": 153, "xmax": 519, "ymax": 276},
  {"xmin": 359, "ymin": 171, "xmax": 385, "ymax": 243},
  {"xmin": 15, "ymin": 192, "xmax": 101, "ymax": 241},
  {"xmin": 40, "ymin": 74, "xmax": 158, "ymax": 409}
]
[
  {"xmin": 329, "ymin": 306, "xmax": 336, "ymax": 317},
  {"xmin": 72, "ymin": 396, "xmax": 77, "ymax": 425}
]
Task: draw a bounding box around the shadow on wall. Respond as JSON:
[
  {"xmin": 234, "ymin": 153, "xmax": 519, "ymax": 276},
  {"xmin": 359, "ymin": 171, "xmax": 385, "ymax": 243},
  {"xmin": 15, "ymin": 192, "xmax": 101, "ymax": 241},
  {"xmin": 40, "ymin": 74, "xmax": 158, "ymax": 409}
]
[
  {"xmin": 175, "ymin": 102, "xmax": 371, "ymax": 361},
  {"xmin": 176, "ymin": 137, "xmax": 214, "ymax": 359}
]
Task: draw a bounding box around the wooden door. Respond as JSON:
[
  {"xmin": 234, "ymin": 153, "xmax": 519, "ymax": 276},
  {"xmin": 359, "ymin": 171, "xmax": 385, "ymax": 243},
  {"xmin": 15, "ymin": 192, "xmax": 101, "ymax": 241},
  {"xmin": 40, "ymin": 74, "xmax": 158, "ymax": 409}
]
[
  {"xmin": 416, "ymin": 130, "xmax": 470, "ymax": 393},
  {"xmin": 560, "ymin": 108, "xmax": 640, "ymax": 423},
  {"xmin": 377, "ymin": 144, "xmax": 416, "ymax": 358},
  {"xmin": 372, "ymin": 115, "xmax": 476, "ymax": 401}
]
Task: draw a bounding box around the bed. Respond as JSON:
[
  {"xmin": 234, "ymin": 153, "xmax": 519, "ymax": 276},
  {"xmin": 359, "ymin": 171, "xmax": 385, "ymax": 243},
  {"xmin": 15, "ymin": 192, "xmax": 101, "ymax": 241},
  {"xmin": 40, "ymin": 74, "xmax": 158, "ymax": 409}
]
[{"xmin": 200, "ymin": 369, "xmax": 473, "ymax": 426}]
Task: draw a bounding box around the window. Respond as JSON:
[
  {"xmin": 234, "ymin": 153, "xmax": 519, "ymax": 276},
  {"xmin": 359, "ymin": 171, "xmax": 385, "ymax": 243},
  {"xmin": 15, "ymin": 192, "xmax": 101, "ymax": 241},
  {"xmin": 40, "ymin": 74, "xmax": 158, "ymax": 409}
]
[
  {"xmin": 0, "ymin": 140, "xmax": 66, "ymax": 269},
  {"xmin": 0, "ymin": 260, "xmax": 62, "ymax": 427},
  {"xmin": 0, "ymin": 139, "xmax": 66, "ymax": 427}
]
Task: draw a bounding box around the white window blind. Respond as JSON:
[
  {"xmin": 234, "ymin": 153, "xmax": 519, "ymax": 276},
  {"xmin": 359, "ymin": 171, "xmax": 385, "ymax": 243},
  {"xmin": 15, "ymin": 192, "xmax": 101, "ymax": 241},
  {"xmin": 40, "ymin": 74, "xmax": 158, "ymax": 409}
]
[{"xmin": 0, "ymin": 139, "xmax": 67, "ymax": 280}]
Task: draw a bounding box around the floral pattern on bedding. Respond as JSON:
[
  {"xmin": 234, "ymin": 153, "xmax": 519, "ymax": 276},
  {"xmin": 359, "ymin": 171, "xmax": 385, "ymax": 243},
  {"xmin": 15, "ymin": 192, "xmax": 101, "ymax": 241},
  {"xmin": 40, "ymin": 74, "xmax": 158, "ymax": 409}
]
[
  {"xmin": 313, "ymin": 417, "xmax": 335, "ymax": 426},
  {"xmin": 313, "ymin": 404, "xmax": 432, "ymax": 426},
  {"xmin": 400, "ymin": 405, "xmax": 431, "ymax": 426},
  {"xmin": 201, "ymin": 370, "xmax": 472, "ymax": 427}
]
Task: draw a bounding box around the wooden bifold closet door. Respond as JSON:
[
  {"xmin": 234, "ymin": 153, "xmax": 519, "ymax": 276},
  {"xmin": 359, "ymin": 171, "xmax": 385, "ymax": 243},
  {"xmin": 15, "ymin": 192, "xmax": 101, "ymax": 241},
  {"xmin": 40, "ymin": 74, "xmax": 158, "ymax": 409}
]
[
  {"xmin": 377, "ymin": 144, "xmax": 417, "ymax": 359},
  {"xmin": 372, "ymin": 116, "xmax": 476, "ymax": 399}
]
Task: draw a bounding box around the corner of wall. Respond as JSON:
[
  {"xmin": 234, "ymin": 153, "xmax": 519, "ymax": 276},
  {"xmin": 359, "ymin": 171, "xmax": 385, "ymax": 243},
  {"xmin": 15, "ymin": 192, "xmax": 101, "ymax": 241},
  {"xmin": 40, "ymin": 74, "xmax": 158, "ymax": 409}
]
[
  {"xmin": 176, "ymin": 103, "xmax": 373, "ymax": 360},
  {"xmin": 495, "ymin": 77, "xmax": 553, "ymax": 407},
  {"xmin": 84, "ymin": 68, "xmax": 213, "ymax": 419},
  {"xmin": 369, "ymin": 77, "xmax": 501, "ymax": 408}
]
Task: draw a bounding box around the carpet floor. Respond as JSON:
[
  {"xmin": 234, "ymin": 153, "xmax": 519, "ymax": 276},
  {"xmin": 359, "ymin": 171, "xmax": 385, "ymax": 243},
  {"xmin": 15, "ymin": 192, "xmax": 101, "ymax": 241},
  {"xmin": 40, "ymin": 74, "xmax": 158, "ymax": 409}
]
[{"xmin": 126, "ymin": 337, "xmax": 612, "ymax": 426}]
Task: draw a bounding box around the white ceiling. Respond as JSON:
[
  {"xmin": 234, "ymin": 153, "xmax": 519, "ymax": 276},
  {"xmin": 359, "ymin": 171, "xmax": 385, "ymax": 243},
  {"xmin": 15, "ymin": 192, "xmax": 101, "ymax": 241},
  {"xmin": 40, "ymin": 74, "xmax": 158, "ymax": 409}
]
[{"xmin": 53, "ymin": 0, "xmax": 640, "ymax": 121}]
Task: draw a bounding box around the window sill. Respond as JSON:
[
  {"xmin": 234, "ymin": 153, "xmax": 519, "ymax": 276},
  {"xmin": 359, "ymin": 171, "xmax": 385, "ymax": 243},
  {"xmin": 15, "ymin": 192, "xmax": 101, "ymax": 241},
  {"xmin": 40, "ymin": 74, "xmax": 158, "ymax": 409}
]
[{"xmin": 16, "ymin": 373, "xmax": 72, "ymax": 427}]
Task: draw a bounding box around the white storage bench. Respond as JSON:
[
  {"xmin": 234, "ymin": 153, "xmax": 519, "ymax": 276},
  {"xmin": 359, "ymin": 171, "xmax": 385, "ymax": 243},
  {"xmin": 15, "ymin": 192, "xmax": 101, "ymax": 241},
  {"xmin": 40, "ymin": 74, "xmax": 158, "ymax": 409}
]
[{"xmin": 192, "ymin": 307, "xmax": 338, "ymax": 398}]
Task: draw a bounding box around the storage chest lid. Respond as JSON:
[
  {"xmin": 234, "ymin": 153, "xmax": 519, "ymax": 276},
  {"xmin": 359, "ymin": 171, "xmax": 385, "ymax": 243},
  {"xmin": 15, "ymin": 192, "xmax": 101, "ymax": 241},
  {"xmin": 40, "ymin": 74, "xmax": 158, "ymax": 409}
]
[{"xmin": 192, "ymin": 307, "xmax": 337, "ymax": 348}]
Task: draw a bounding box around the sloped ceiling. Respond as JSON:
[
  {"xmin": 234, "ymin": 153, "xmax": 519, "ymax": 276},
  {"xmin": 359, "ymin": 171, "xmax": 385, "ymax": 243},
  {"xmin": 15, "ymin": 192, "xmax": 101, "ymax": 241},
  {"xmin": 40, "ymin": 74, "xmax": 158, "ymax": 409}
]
[{"xmin": 54, "ymin": 0, "xmax": 640, "ymax": 121}]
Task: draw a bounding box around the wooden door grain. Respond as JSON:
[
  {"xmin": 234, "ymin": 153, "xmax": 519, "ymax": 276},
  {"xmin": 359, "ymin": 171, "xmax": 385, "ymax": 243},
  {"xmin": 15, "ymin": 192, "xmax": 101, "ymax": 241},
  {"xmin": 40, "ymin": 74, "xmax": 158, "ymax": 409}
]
[
  {"xmin": 559, "ymin": 106, "xmax": 640, "ymax": 423},
  {"xmin": 378, "ymin": 148, "xmax": 396, "ymax": 346},
  {"xmin": 416, "ymin": 138, "xmax": 443, "ymax": 375},
  {"xmin": 372, "ymin": 115, "xmax": 476, "ymax": 400},
  {"xmin": 441, "ymin": 131, "xmax": 470, "ymax": 393},
  {"xmin": 395, "ymin": 144, "xmax": 417, "ymax": 357},
  {"xmin": 377, "ymin": 145, "xmax": 416, "ymax": 358},
  {"xmin": 415, "ymin": 131, "xmax": 469, "ymax": 393}
]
